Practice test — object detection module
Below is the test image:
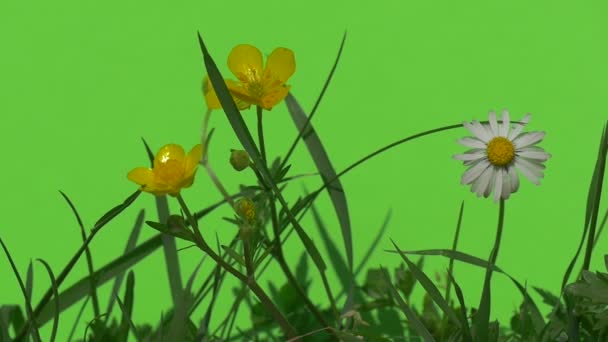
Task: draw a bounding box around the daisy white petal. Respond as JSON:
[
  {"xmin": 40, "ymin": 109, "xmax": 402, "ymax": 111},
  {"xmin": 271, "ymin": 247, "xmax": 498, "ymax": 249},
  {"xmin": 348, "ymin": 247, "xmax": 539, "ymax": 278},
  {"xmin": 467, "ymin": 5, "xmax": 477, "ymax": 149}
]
[
  {"xmin": 508, "ymin": 164, "xmax": 519, "ymax": 194},
  {"xmin": 513, "ymin": 131, "xmax": 545, "ymax": 149},
  {"xmin": 489, "ymin": 111, "xmax": 499, "ymax": 136},
  {"xmin": 464, "ymin": 121, "xmax": 492, "ymax": 142},
  {"xmin": 484, "ymin": 169, "xmax": 496, "ymax": 198},
  {"xmin": 461, "ymin": 159, "xmax": 491, "ymax": 185},
  {"xmin": 457, "ymin": 137, "xmax": 486, "ymax": 149},
  {"xmin": 474, "ymin": 166, "xmax": 493, "ymax": 197},
  {"xmin": 517, "ymin": 150, "xmax": 551, "ymax": 161},
  {"xmin": 508, "ymin": 114, "xmax": 531, "ymax": 140},
  {"xmin": 501, "ymin": 168, "xmax": 511, "ymax": 200},
  {"xmin": 453, "ymin": 150, "xmax": 486, "ymax": 162},
  {"xmin": 500, "ymin": 110, "xmax": 510, "ymax": 137},
  {"xmin": 514, "ymin": 157, "xmax": 544, "ymax": 185},
  {"xmin": 493, "ymin": 167, "xmax": 503, "ymax": 202}
]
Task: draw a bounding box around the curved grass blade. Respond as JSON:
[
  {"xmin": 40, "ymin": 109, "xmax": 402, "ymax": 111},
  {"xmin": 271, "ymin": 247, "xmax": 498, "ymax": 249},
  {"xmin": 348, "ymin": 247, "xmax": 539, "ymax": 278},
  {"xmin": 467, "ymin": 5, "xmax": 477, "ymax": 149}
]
[
  {"xmin": 387, "ymin": 248, "xmax": 545, "ymax": 334},
  {"xmin": 82, "ymin": 313, "xmax": 108, "ymax": 342},
  {"xmin": 280, "ymin": 31, "xmax": 347, "ymax": 169},
  {"xmin": 20, "ymin": 190, "xmax": 142, "ymax": 339},
  {"xmin": 36, "ymin": 234, "xmax": 163, "ymax": 326},
  {"xmin": 59, "ymin": 190, "xmax": 101, "ymax": 317},
  {"xmin": 25, "ymin": 260, "xmax": 34, "ymax": 308},
  {"xmin": 446, "ymin": 270, "xmax": 473, "ymax": 342},
  {"xmin": 197, "ymin": 31, "xmax": 327, "ymax": 277},
  {"xmin": 381, "ymin": 267, "xmax": 435, "ymax": 342},
  {"xmin": 66, "ymin": 296, "xmax": 89, "ymax": 342},
  {"xmin": 563, "ymin": 123, "xmax": 608, "ymax": 288},
  {"xmin": 390, "ymin": 240, "xmax": 461, "ymax": 327},
  {"xmin": 0, "ymin": 237, "xmax": 41, "ymax": 342},
  {"xmin": 115, "ymin": 273, "xmax": 139, "ymax": 342},
  {"xmin": 34, "ymin": 259, "xmax": 59, "ymax": 342},
  {"xmin": 105, "ymin": 209, "xmax": 145, "ymax": 319},
  {"xmin": 445, "ymin": 201, "xmax": 465, "ymax": 303},
  {"xmin": 285, "ymin": 92, "xmax": 353, "ymax": 271}
]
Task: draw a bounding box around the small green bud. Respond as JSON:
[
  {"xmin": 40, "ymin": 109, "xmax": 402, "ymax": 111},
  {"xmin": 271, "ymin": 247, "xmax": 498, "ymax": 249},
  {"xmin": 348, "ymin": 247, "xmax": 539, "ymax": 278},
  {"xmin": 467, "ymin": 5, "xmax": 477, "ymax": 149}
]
[
  {"xmin": 239, "ymin": 223, "xmax": 255, "ymax": 241},
  {"xmin": 230, "ymin": 149, "xmax": 251, "ymax": 171}
]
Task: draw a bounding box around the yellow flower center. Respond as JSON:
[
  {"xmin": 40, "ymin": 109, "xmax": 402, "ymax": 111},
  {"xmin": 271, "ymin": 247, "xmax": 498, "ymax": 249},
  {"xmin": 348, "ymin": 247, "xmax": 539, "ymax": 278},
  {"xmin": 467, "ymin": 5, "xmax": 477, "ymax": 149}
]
[
  {"xmin": 155, "ymin": 159, "xmax": 184, "ymax": 184},
  {"xmin": 486, "ymin": 137, "xmax": 515, "ymax": 167}
]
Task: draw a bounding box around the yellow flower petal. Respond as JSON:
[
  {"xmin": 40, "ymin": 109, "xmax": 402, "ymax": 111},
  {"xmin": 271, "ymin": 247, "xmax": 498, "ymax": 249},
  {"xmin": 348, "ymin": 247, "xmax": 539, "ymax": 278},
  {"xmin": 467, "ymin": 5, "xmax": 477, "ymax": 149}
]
[
  {"xmin": 260, "ymin": 85, "xmax": 290, "ymax": 110},
  {"xmin": 228, "ymin": 44, "xmax": 264, "ymax": 84},
  {"xmin": 184, "ymin": 144, "xmax": 203, "ymax": 178},
  {"xmin": 154, "ymin": 144, "xmax": 185, "ymax": 168},
  {"xmin": 265, "ymin": 47, "xmax": 295, "ymax": 84},
  {"xmin": 227, "ymin": 79, "xmax": 259, "ymax": 106},
  {"xmin": 203, "ymin": 77, "xmax": 222, "ymax": 110},
  {"xmin": 127, "ymin": 167, "xmax": 155, "ymax": 187}
]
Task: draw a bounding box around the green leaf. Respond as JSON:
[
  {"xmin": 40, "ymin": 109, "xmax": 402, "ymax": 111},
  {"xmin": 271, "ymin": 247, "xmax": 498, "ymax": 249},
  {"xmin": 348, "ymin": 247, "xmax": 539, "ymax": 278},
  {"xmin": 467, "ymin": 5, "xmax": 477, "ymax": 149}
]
[
  {"xmin": 363, "ymin": 268, "xmax": 390, "ymax": 299},
  {"xmin": 146, "ymin": 219, "xmax": 195, "ymax": 242},
  {"xmin": 311, "ymin": 203, "xmax": 349, "ymax": 292},
  {"xmin": 295, "ymin": 252, "xmax": 309, "ymax": 292},
  {"xmin": 93, "ymin": 190, "xmax": 141, "ymax": 231},
  {"xmin": 533, "ymin": 287, "xmax": 561, "ymax": 308},
  {"xmin": 381, "ymin": 268, "xmax": 436, "ymax": 342},
  {"xmin": 141, "ymin": 137, "xmax": 155, "ymax": 166},
  {"xmin": 156, "ymin": 197, "xmax": 184, "ymax": 309},
  {"xmin": 390, "ymin": 240, "xmax": 461, "ymax": 328},
  {"xmin": 169, "ymin": 257, "xmax": 204, "ymax": 342},
  {"xmin": 35, "ymin": 259, "xmax": 60, "ymax": 342},
  {"xmin": 115, "ymin": 272, "xmax": 139, "ymax": 342},
  {"xmin": 445, "ymin": 271, "xmax": 472, "ymax": 342},
  {"xmin": 0, "ymin": 306, "xmax": 25, "ymax": 342}
]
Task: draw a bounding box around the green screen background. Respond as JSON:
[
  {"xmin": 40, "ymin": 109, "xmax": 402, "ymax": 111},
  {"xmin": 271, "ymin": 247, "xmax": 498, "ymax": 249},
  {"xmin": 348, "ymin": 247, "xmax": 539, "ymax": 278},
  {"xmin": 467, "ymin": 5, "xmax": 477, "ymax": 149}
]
[{"xmin": 2, "ymin": 0, "xmax": 608, "ymax": 339}]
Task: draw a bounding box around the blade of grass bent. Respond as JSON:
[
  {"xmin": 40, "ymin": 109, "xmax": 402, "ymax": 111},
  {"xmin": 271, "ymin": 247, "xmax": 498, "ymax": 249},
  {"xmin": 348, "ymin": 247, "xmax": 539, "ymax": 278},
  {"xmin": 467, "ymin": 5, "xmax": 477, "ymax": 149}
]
[
  {"xmin": 25, "ymin": 260, "xmax": 34, "ymax": 307},
  {"xmin": 445, "ymin": 201, "xmax": 465, "ymax": 304},
  {"xmin": 388, "ymin": 248, "xmax": 544, "ymax": 333},
  {"xmin": 59, "ymin": 190, "xmax": 101, "ymax": 317},
  {"xmin": 446, "ymin": 271, "xmax": 472, "ymax": 342},
  {"xmin": 285, "ymin": 92, "xmax": 353, "ymax": 271},
  {"xmin": 197, "ymin": 32, "xmax": 327, "ymax": 274},
  {"xmin": 0, "ymin": 237, "xmax": 42, "ymax": 342},
  {"xmin": 381, "ymin": 267, "xmax": 435, "ymax": 342},
  {"xmin": 35, "ymin": 258, "xmax": 59, "ymax": 342},
  {"xmin": 105, "ymin": 209, "xmax": 145, "ymax": 319},
  {"xmin": 390, "ymin": 240, "xmax": 461, "ymax": 327}
]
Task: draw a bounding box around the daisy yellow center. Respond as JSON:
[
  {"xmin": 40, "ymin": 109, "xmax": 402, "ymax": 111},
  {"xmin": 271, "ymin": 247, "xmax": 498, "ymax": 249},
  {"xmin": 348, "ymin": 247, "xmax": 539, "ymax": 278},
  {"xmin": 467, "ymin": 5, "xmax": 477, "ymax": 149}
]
[
  {"xmin": 155, "ymin": 159, "xmax": 184, "ymax": 184},
  {"xmin": 486, "ymin": 137, "xmax": 515, "ymax": 167}
]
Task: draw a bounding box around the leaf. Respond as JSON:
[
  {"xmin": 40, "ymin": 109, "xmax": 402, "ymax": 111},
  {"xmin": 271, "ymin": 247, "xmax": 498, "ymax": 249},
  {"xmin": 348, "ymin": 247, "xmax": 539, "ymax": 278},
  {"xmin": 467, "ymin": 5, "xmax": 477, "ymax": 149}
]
[
  {"xmin": 446, "ymin": 271, "xmax": 472, "ymax": 342},
  {"xmin": 285, "ymin": 91, "xmax": 353, "ymax": 272},
  {"xmin": 390, "ymin": 240, "xmax": 461, "ymax": 328},
  {"xmin": 363, "ymin": 268, "xmax": 390, "ymax": 299},
  {"xmin": 115, "ymin": 272, "xmax": 139, "ymax": 342},
  {"xmin": 295, "ymin": 252, "xmax": 309, "ymax": 292},
  {"xmin": 169, "ymin": 257, "xmax": 204, "ymax": 342},
  {"xmin": 381, "ymin": 267, "xmax": 435, "ymax": 342},
  {"xmin": 146, "ymin": 220, "xmax": 195, "ymax": 242},
  {"xmin": 533, "ymin": 287, "xmax": 561, "ymax": 308},
  {"xmin": 93, "ymin": 190, "xmax": 141, "ymax": 231},
  {"xmin": 0, "ymin": 306, "xmax": 25, "ymax": 342},
  {"xmin": 141, "ymin": 137, "xmax": 156, "ymax": 166},
  {"xmin": 35, "ymin": 259, "xmax": 60, "ymax": 342},
  {"xmin": 311, "ymin": 203, "xmax": 349, "ymax": 292}
]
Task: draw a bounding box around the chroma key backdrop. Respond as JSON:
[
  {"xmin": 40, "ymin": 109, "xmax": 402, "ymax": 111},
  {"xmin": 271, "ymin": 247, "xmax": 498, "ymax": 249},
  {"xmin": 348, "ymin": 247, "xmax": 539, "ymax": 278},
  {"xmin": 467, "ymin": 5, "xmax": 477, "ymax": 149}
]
[{"xmin": 2, "ymin": 0, "xmax": 608, "ymax": 341}]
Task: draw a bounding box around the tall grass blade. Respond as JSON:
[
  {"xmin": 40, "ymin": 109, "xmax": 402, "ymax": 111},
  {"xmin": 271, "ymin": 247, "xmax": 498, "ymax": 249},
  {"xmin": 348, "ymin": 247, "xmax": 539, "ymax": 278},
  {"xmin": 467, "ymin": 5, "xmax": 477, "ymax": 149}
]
[
  {"xmin": 381, "ymin": 267, "xmax": 435, "ymax": 342},
  {"xmin": 446, "ymin": 271, "xmax": 472, "ymax": 342},
  {"xmin": 390, "ymin": 240, "xmax": 461, "ymax": 327},
  {"xmin": 35, "ymin": 259, "xmax": 59, "ymax": 342},
  {"xmin": 115, "ymin": 273, "xmax": 139, "ymax": 342},
  {"xmin": 59, "ymin": 190, "xmax": 101, "ymax": 317}
]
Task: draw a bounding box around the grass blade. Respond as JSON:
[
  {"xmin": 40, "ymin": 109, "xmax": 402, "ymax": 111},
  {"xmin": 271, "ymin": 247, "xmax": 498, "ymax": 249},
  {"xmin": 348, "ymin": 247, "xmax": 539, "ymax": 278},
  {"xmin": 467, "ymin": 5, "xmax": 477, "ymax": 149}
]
[
  {"xmin": 36, "ymin": 234, "xmax": 163, "ymax": 326},
  {"xmin": 34, "ymin": 258, "xmax": 59, "ymax": 342},
  {"xmin": 66, "ymin": 296, "xmax": 89, "ymax": 342},
  {"xmin": 445, "ymin": 201, "xmax": 465, "ymax": 304},
  {"xmin": 390, "ymin": 240, "xmax": 461, "ymax": 327},
  {"xmin": 446, "ymin": 271, "xmax": 472, "ymax": 342},
  {"xmin": 25, "ymin": 260, "xmax": 34, "ymax": 308},
  {"xmin": 169, "ymin": 256, "xmax": 204, "ymax": 342},
  {"xmin": 381, "ymin": 267, "xmax": 435, "ymax": 342},
  {"xmin": 388, "ymin": 248, "xmax": 545, "ymax": 334},
  {"xmin": 105, "ymin": 209, "xmax": 145, "ymax": 319},
  {"xmin": 285, "ymin": 92, "xmax": 353, "ymax": 271},
  {"xmin": 59, "ymin": 190, "xmax": 101, "ymax": 317},
  {"xmin": 115, "ymin": 272, "xmax": 139, "ymax": 342},
  {"xmin": 197, "ymin": 31, "xmax": 328, "ymax": 279},
  {"xmin": 156, "ymin": 195, "xmax": 184, "ymax": 307},
  {"xmin": 0, "ymin": 237, "xmax": 41, "ymax": 342}
]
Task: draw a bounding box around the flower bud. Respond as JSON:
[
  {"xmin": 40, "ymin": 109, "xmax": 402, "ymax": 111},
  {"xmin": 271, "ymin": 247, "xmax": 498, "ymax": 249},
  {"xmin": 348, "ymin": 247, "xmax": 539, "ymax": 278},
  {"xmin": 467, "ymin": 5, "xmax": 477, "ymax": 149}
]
[
  {"xmin": 235, "ymin": 198, "xmax": 256, "ymax": 225},
  {"xmin": 230, "ymin": 149, "xmax": 251, "ymax": 171}
]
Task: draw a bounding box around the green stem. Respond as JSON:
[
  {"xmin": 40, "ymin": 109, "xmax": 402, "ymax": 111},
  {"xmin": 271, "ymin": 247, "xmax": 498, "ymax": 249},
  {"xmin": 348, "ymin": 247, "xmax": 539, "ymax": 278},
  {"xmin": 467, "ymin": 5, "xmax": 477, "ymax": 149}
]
[
  {"xmin": 257, "ymin": 106, "xmax": 266, "ymax": 164},
  {"xmin": 175, "ymin": 194, "xmax": 296, "ymax": 338}
]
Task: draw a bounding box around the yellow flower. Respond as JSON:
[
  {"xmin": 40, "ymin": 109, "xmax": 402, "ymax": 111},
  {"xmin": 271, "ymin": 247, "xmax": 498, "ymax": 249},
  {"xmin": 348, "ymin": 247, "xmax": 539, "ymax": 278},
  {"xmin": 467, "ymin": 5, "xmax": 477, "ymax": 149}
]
[
  {"xmin": 225, "ymin": 44, "xmax": 295, "ymax": 110},
  {"xmin": 128, "ymin": 144, "xmax": 203, "ymax": 196},
  {"xmin": 202, "ymin": 76, "xmax": 250, "ymax": 110}
]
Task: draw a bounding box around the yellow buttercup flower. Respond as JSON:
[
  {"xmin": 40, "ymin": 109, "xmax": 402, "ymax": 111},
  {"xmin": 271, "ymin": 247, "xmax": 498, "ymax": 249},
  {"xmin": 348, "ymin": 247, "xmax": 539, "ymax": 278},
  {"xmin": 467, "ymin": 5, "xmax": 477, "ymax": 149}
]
[
  {"xmin": 202, "ymin": 76, "xmax": 250, "ymax": 110},
  {"xmin": 225, "ymin": 44, "xmax": 295, "ymax": 110},
  {"xmin": 128, "ymin": 144, "xmax": 203, "ymax": 197}
]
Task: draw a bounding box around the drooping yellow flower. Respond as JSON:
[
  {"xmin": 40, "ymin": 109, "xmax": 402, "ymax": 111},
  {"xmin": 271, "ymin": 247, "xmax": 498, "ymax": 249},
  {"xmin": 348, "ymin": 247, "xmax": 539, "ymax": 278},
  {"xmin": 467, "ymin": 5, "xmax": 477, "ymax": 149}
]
[
  {"xmin": 225, "ymin": 44, "xmax": 295, "ymax": 110},
  {"xmin": 202, "ymin": 76, "xmax": 250, "ymax": 110},
  {"xmin": 128, "ymin": 144, "xmax": 203, "ymax": 196}
]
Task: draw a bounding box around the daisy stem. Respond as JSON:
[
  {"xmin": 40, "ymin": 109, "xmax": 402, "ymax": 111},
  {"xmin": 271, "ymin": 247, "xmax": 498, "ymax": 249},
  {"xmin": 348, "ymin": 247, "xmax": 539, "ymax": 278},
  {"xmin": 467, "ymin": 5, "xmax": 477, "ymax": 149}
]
[
  {"xmin": 256, "ymin": 106, "xmax": 267, "ymax": 164},
  {"xmin": 175, "ymin": 194, "xmax": 296, "ymax": 338}
]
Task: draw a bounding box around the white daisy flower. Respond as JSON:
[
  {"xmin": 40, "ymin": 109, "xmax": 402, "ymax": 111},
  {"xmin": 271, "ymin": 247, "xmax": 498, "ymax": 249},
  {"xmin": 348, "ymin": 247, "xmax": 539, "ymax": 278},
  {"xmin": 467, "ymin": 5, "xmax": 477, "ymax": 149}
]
[{"xmin": 453, "ymin": 110, "xmax": 551, "ymax": 202}]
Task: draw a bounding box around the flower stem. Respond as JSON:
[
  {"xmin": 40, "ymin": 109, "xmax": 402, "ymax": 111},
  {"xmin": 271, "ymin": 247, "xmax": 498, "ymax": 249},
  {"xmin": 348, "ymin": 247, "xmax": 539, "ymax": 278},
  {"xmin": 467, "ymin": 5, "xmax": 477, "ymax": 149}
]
[
  {"xmin": 175, "ymin": 194, "xmax": 296, "ymax": 338},
  {"xmin": 256, "ymin": 106, "xmax": 266, "ymax": 164}
]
